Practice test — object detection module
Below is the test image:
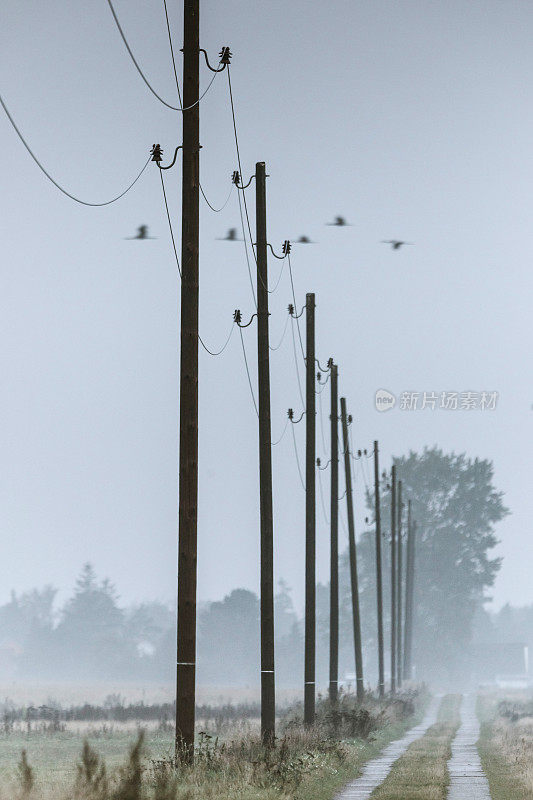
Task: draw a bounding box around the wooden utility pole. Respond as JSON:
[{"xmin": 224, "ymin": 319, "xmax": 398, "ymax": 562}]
[
  {"xmin": 329, "ymin": 363, "xmax": 339, "ymax": 707},
  {"xmin": 340, "ymin": 398, "xmax": 364, "ymax": 700},
  {"xmin": 304, "ymin": 293, "xmax": 316, "ymax": 725},
  {"xmin": 373, "ymin": 441, "xmax": 385, "ymax": 698},
  {"xmin": 390, "ymin": 465, "xmax": 397, "ymax": 694},
  {"xmin": 176, "ymin": 0, "xmax": 200, "ymax": 760},
  {"xmin": 396, "ymin": 480, "xmax": 403, "ymax": 688},
  {"xmin": 403, "ymin": 503, "xmax": 416, "ymax": 681},
  {"xmin": 255, "ymin": 162, "xmax": 276, "ymax": 744}
]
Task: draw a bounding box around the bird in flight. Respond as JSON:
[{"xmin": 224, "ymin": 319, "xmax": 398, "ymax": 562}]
[
  {"xmin": 216, "ymin": 228, "xmax": 242, "ymax": 241},
  {"xmin": 125, "ymin": 225, "xmax": 156, "ymax": 240},
  {"xmin": 382, "ymin": 240, "xmax": 414, "ymax": 250},
  {"xmin": 294, "ymin": 235, "xmax": 315, "ymax": 244},
  {"xmin": 326, "ymin": 216, "xmax": 351, "ymax": 226}
]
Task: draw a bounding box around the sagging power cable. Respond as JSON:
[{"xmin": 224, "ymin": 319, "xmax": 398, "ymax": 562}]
[
  {"xmin": 108, "ymin": 0, "xmax": 227, "ymax": 112},
  {"xmin": 0, "ymin": 94, "xmax": 150, "ymax": 205}
]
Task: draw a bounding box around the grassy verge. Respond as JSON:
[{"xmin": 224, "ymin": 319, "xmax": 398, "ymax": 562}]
[
  {"xmin": 367, "ymin": 694, "xmax": 461, "ymax": 800},
  {"xmin": 0, "ymin": 690, "xmax": 427, "ymax": 800},
  {"xmin": 477, "ymin": 693, "xmax": 533, "ymax": 800}
]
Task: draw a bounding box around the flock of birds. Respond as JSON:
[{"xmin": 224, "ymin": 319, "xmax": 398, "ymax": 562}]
[{"xmin": 125, "ymin": 218, "xmax": 413, "ymax": 251}]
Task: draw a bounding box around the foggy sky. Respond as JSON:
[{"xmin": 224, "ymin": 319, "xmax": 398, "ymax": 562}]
[{"xmin": 1, "ymin": 0, "xmax": 531, "ymax": 614}]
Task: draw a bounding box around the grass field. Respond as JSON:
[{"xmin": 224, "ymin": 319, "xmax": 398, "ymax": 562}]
[
  {"xmin": 0, "ymin": 690, "xmax": 426, "ymax": 800},
  {"xmin": 477, "ymin": 692, "xmax": 533, "ymax": 800}
]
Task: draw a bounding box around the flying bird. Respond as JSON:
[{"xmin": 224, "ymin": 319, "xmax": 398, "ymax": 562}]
[
  {"xmin": 294, "ymin": 235, "xmax": 315, "ymax": 244},
  {"xmin": 381, "ymin": 240, "xmax": 414, "ymax": 250},
  {"xmin": 326, "ymin": 216, "xmax": 351, "ymax": 226},
  {"xmin": 125, "ymin": 225, "xmax": 156, "ymax": 240},
  {"xmin": 216, "ymin": 228, "xmax": 242, "ymax": 241}
]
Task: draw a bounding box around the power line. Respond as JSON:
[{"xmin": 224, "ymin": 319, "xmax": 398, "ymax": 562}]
[
  {"xmin": 236, "ymin": 184, "xmax": 257, "ymax": 308},
  {"xmin": 271, "ymin": 416, "xmax": 289, "ymax": 447},
  {"xmin": 0, "ymin": 94, "xmax": 150, "ymax": 205},
  {"xmin": 159, "ymin": 169, "xmax": 182, "ymax": 278},
  {"xmin": 198, "ymin": 322, "xmax": 235, "ymax": 357},
  {"xmin": 227, "ymin": 68, "xmax": 257, "ymax": 268},
  {"xmin": 290, "ymin": 423, "xmax": 306, "ymax": 491},
  {"xmin": 269, "ymin": 312, "xmax": 290, "ymax": 352},
  {"xmin": 267, "ymin": 254, "xmax": 287, "ymax": 294},
  {"xmin": 107, "ymin": 0, "xmax": 222, "ymax": 112},
  {"xmin": 317, "ymin": 464, "xmax": 329, "ymax": 525},
  {"xmin": 200, "ymin": 182, "xmax": 234, "ymax": 212},
  {"xmin": 106, "ymin": 0, "xmax": 180, "ymax": 110},
  {"xmin": 318, "ymin": 386, "xmax": 328, "ymax": 454},
  {"xmin": 162, "ymin": 0, "xmax": 182, "ymax": 107},
  {"xmin": 239, "ymin": 327, "xmax": 259, "ymax": 417},
  {"xmin": 290, "ymin": 316, "xmax": 306, "ymax": 409},
  {"xmin": 160, "ymin": 168, "xmax": 235, "ymax": 357},
  {"xmin": 288, "ymin": 254, "xmax": 306, "ymax": 362}
]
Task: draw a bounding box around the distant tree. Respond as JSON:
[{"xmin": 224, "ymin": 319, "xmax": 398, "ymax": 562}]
[
  {"xmin": 347, "ymin": 447, "xmax": 508, "ymax": 683},
  {"xmin": 274, "ymin": 581, "xmax": 303, "ymax": 687},
  {"xmin": 197, "ymin": 589, "xmax": 259, "ymax": 685},
  {"xmin": 54, "ymin": 563, "xmax": 136, "ymax": 678},
  {"xmin": 0, "ymin": 586, "xmax": 56, "ymax": 641},
  {"xmin": 274, "ymin": 579, "xmax": 298, "ymax": 638},
  {"xmin": 0, "ymin": 587, "xmax": 57, "ymax": 677}
]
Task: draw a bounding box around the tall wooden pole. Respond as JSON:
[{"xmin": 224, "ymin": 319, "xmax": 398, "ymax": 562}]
[
  {"xmin": 340, "ymin": 398, "xmax": 364, "ymax": 700},
  {"xmin": 176, "ymin": 0, "xmax": 199, "ymax": 760},
  {"xmin": 403, "ymin": 503, "xmax": 416, "ymax": 680},
  {"xmin": 390, "ymin": 465, "xmax": 397, "ymax": 694},
  {"xmin": 255, "ymin": 162, "xmax": 275, "ymax": 744},
  {"xmin": 304, "ymin": 293, "xmax": 316, "ymax": 725},
  {"xmin": 396, "ymin": 480, "xmax": 403, "ymax": 688},
  {"xmin": 373, "ymin": 441, "xmax": 385, "ymax": 698},
  {"xmin": 329, "ymin": 363, "xmax": 339, "ymax": 707}
]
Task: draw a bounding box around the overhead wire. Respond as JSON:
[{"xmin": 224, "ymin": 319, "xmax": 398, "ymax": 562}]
[
  {"xmin": 290, "ymin": 424, "xmax": 306, "ymax": 491},
  {"xmin": 162, "ymin": 0, "xmax": 182, "ymax": 106},
  {"xmin": 198, "ymin": 323, "xmax": 235, "ymax": 356},
  {"xmin": 227, "ymin": 67, "xmax": 258, "ymax": 266},
  {"xmin": 287, "ymin": 254, "xmax": 306, "ymax": 362},
  {"xmin": 162, "ymin": 3, "xmax": 229, "ymax": 213},
  {"xmin": 159, "ymin": 169, "xmax": 182, "ymax": 278},
  {"xmin": 271, "ymin": 416, "xmax": 289, "ymax": 447},
  {"xmin": 317, "ymin": 464, "xmax": 329, "ymax": 525},
  {"xmin": 290, "ymin": 316, "xmax": 306, "ymax": 409},
  {"xmin": 200, "ymin": 182, "xmax": 234, "ymax": 212},
  {"xmin": 236, "ymin": 185, "xmax": 257, "ymax": 308},
  {"xmin": 318, "ymin": 387, "xmax": 328, "ymax": 454},
  {"xmin": 106, "ymin": 0, "xmax": 180, "ymax": 110},
  {"xmin": 239, "ymin": 327, "xmax": 259, "ymax": 417},
  {"xmin": 269, "ymin": 312, "xmax": 290, "ymax": 352},
  {"xmin": 108, "ymin": 0, "xmax": 221, "ymax": 112},
  {"xmin": 0, "ymin": 94, "xmax": 150, "ymax": 206},
  {"xmin": 160, "ymin": 169, "xmax": 236, "ymax": 357},
  {"xmin": 267, "ymin": 255, "xmax": 288, "ymax": 294}
]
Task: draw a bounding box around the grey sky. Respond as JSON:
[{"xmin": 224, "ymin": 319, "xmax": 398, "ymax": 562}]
[{"xmin": 0, "ymin": 0, "xmax": 531, "ymax": 614}]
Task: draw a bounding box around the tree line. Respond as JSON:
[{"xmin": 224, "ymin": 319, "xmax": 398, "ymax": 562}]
[{"xmin": 0, "ymin": 447, "xmax": 513, "ymax": 687}]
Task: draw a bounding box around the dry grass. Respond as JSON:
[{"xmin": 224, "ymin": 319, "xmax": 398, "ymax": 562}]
[
  {"xmin": 0, "ymin": 690, "xmax": 426, "ymax": 800},
  {"xmin": 477, "ymin": 693, "xmax": 533, "ymax": 800},
  {"xmin": 368, "ymin": 694, "xmax": 461, "ymax": 800}
]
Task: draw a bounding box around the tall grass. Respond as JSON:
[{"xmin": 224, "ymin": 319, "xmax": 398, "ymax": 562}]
[{"xmin": 7, "ymin": 688, "xmax": 425, "ymax": 800}]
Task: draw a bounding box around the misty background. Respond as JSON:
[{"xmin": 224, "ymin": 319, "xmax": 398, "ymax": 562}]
[{"xmin": 1, "ymin": 1, "xmax": 532, "ymax": 689}]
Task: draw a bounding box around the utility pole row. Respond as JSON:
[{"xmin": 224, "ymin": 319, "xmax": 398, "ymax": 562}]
[
  {"xmin": 304, "ymin": 293, "xmax": 316, "ymax": 725},
  {"xmin": 340, "ymin": 398, "xmax": 364, "ymax": 700},
  {"xmin": 390, "ymin": 464, "xmax": 397, "ymax": 695},
  {"xmin": 373, "ymin": 441, "xmax": 385, "ymax": 698},
  {"xmin": 176, "ymin": 0, "xmax": 200, "ymax": 761},
  {"xmin": 397, "ymin": 480, "xmax": 403, "ymax": 688},
  {"xmin": 255, "ymin": 162, "xmax": 276, "ymax": 745},
  {"xmin": 329, "ymin": 363, "xmax": 339, "ymax": 707}
]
